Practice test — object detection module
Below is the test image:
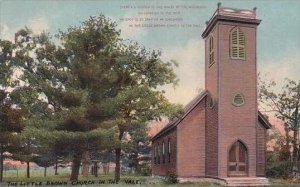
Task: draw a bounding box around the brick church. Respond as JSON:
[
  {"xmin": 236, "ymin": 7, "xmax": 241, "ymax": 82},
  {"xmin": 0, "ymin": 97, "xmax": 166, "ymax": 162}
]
[{"xmin": 151, "ymin": 3, "xmax": 272, "ymax": 186}]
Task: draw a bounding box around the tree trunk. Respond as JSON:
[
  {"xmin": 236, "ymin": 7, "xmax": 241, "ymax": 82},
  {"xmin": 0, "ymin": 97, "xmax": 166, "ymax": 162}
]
[
  {"xmin": 54, "ymin": 161, "xmax": 58, "ymax": 175},
  {"xmin": 292, "ymin": 106, "xmax": 299, "ymax": 178},
  {"xmin": 44, "ymin": 167, "xmax": 47, "ymax": 177},
  {"xmin": 82, "ymin": 151, "xmax": 90, "ymax": 178},
  {"xmin": 284, "ymin": 124, "xmax": 291, "ymax": 149},
  {"xmin": 103, "ymin": 163, "xmax": 107, "ymax": 175},
  {"xmin": 292, "ymin": 127, "xmax": 299, "ymax": 177},
  {"xmin": 114, "ymin": 129, "xmax": 124, "ymax": 182},
  {"xmin": 70, "ymin": 153, "xmax": 82, "ymax": 181},
  {"xmin": 115, "ymin": 148, "xmax": 121, "ymax": 181},
  {"xmin": 94, "ymin": 162, "xmax": 98, "ymax": 177},
  {"xmin": 134, "ymin": 151, "xmax": 139, "ymax": 174},
  {"xmin": 26, "ymin": 161, "xmax": 30, "ymax": 178},
  {"xmin": 0, "ymin": 144, "xmax": 3, "ymax": 183},
  {"xmin": 107, "ymin": 163, "xmax": 109, "ymax": 174}
]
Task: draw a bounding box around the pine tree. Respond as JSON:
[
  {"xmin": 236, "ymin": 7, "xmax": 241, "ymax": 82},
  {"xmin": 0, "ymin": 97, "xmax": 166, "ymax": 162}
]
[
  {"xmin": 8, "ymin": 15, "xmax": 183, "ymax": 182},
  {"xmin": 0, "ymin": 38, "xmax": 25, "ymax": 182}
]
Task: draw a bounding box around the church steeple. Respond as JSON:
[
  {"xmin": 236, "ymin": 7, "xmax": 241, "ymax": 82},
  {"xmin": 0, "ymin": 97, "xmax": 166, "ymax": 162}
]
[{"xmin": 202, "ymin": 3, "xmax": 261, "ymax": 177}]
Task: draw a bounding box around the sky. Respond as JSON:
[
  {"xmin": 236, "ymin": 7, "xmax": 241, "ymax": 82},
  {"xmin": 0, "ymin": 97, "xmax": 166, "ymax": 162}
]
[{"xmin": 0, "ymin": 0, "xmax": 299, "ymax": 105}]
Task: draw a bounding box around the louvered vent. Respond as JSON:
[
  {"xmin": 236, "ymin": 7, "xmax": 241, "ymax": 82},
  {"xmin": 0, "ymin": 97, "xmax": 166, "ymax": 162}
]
[{"xmin": 230, "ymin": 28, "xmax": 245, "ymax": 59}]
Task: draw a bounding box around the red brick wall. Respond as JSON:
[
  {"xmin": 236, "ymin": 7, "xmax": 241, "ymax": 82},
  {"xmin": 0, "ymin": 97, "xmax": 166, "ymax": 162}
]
[
  {"xmin": 217, "ymin": 22, "xmax": 258, "ymax": 177},
  {"xmin": 177, "ymin": 99, "xmax": 206, "ymax": 177},
  {"xmin": 205, "ymin": 96, "xmax": 219, "ymax": 176},
  {"xmin": 152, "ymin": 129, "xmax": 177, "ymax": 176},
  {"xmin": 204, "ymin": 22, "xmax": 219, "ymax": 178},
  {"xmin": 205, "ymin": 25, "xmax": 218, "ymax": 105},
  {"xmin": 257, "ymin": 122, "xmax": 266, "ymax": 176}
]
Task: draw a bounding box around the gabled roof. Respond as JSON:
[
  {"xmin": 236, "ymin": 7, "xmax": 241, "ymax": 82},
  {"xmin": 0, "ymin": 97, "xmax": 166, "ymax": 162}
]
[
  {"xmin": 258, "ymin": 111, "xmax": 272, "ymax": 129},
  {"xmin": 151, "ymin": 91, "xmax": 272, "ymax": 142},
  {"xmin": 151, "ymin": 90, "xmax": 208, "ymax": 141}
]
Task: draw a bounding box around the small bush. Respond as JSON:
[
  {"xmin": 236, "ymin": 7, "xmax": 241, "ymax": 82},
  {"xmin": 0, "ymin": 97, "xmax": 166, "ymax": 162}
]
[
  {"xmin": 266, "ymin": 160, "xmax": 292, "ymax": 179},
  {"xmin": 164, "ymin": 169, "xmax": 178, "ymax": 184},
  {"xmin": 140, "ymin": 165, "xmax": 151, "ymax": 176}
]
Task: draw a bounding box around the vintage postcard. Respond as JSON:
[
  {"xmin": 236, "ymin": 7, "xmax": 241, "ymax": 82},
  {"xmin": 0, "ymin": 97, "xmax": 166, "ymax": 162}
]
[{"xmin": 0, "ymin": 0, "xmax": 299, "ymax": 186}]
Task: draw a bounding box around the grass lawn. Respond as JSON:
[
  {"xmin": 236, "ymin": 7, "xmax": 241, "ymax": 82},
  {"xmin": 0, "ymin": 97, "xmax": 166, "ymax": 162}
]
[
  {"xmin": 1, "ymin": 168, "xmax": 300, "ymax": 186},
  {"xmin": 269, "ymin": 178, "xmax": 300, "ymax": 187}
]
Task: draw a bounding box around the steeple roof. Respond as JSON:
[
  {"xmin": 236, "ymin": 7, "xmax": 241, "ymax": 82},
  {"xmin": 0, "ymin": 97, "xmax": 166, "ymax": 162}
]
[{"xmin": 202, "ymin": 3, "xmax": 261, "ymax": 38}]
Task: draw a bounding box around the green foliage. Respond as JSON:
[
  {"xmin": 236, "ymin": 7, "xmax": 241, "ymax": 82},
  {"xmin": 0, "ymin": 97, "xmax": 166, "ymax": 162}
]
[
  {"xmin": 140, "ymin": 163, "xmax": 151, "ymax": 176},
  {"xmin": 0, "ymin": 13, "xmax": 182, "ymax": 182},
  {"xmin": 267, "ymin": 154, "xmax": 292, "ymax": 179},
  {"xmin": 259, "ymin": 77, "xmax": 300, "ymax": 177},
  {"xmin": 266, "ymin": 144, "xmax": 294, "ymax": 179}
]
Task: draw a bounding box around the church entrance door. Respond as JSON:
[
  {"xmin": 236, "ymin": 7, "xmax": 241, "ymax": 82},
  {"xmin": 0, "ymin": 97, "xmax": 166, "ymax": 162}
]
[{"xmin": 228, "ymin": 141, "xmax": 248, "ymax": 176}]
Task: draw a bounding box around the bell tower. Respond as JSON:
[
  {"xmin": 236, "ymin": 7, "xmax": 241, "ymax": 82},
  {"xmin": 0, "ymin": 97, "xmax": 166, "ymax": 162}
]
[{"xmin": 202, "ymin": 3, "xmax": 261, "ymax": 177}]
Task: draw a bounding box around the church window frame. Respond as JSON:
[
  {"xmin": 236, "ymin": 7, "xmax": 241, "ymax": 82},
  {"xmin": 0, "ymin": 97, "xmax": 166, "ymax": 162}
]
[
  {"xmin": 208, "ymin": 94, "xmax": 216, "ymax": 109},
  {"xmin": 157, "ymin": 144, "xmax": 160, "ymax": 164},
  {"xmin": 232, "ymin": 92, "xmax": 245, "ymax": 107},
  {"xmin": 230, "ymin": 27, "xmax": 246, "ymax": 60},
  {"xmin": 154, "ymin": 145, "xmax": 156, "ymax": 164},
  {"xmin": 209, "ymin": 35, "xmax": 215, "ymax": 66},
  {"xmin": 168, "ymin": 138, "xmax": 171, "ymax": 163},
  {"xmin": 162, "ymin": 141, "xmax": 165, "ymax": 164}
]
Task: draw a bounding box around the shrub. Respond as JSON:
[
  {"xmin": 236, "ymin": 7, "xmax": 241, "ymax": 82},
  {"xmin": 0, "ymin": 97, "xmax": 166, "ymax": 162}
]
[
  {"xmin": 266, "ymin": 160, "xmax": 292, "ymax": 179},
  {"xmin": 140, "ymin": 165, "xmax": 151, "ymax": 176},
  {"xmin": 164, "ymin": 169, "xmax": 178, "ymax": 184}
]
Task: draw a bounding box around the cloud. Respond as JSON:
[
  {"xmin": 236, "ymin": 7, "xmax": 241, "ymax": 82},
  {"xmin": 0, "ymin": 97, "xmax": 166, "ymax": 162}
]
[
  {"xmin": 161, "ymin": 38, "xmax": 205, "ymax": 105},
  {"xmin": 0, "ymin": 24, "xmax": 15, "ymax": 41},
  {"xmin": 0, "ymin": 16, "xmax": 49, "ymax": 42},
  {"xmin": 27, "ymin": 17, "xmax": 49, "ymax": 35},
  {"xmin": 118, "ymin": 11, "xmax": 148, "ymax": 40}
]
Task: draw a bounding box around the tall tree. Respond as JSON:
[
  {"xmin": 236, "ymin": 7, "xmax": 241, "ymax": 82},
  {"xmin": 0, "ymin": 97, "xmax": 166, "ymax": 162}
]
[
  {"xmin": 9, "ymin": 15, "xmax": 182, "ymax": 182},
  {"xmin": 259, "ymin": 78, "xmax": 300, "ymax": 177},
  {"xmin": 57, "ymin": 16, "xmax": 182, "ymax": 181},
  {"xmin": 109, "ymin": 43, "xmax": 182, "ymax": 181},
  {"xmin": 0, "ymin": 39, "xmax": 25, "ymax": 182}
]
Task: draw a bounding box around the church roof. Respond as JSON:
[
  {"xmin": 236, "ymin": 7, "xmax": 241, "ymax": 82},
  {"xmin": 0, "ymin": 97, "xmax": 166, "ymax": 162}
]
[
  {"xmin": 151, "ymin": 90, "xmax": 208, "ymax": 141},
  {"xmin": 151, "ymin": 90, "xmax": 272, "ymax": 141},
  {"xmin": 258, "ymin": 111, "xmax": 272, "ymax": 129}
]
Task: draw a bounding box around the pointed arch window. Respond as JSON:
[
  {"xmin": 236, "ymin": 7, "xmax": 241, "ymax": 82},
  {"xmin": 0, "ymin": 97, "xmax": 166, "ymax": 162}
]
[
  {"xmin": 157, "ymin": 144, "xmax": 160, "ymax": 164},
  {"xmin": 162, "ymin": 141, "xmax": 165, "ymax": 164},
  {"xmin": 168, "ymin": 139, "xmax": 171, "ymax": 163},
  {"xmin": 154, "ymin": 146, "xmax": 157, "ymax": 164},
  {"xmin": 209, "ymin": 36, "xmax": 215, "ymax": 66},
  {"xmin": 230, "ymin": 28, "xmax": 246, "ymax": 60}
]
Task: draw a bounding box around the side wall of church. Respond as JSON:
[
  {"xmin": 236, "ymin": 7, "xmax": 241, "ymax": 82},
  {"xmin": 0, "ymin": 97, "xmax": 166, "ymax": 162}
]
[
  {"xmin": 152, "ymin": 130, "xmax": 177, "ymax": 176},
  {"xmin": 257, "ymin": 122, "xmax": 267, "ymax": 176},
  {"xmin": 177, "ymin": 99, "xmax": 206, "ymax": 177},
  {"xmin": 205, "ymin": 97, "xmax": 219, "ymax": 176},
  {"xmin": 204, "ymin": 22, "xmax": 219, "ymax": 177}
]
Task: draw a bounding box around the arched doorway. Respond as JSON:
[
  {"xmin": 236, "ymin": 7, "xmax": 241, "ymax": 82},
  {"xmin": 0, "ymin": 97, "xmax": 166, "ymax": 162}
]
[{"xmin": 228, "ymin": 140, "xmax": 248, "ymax": 176}]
